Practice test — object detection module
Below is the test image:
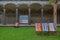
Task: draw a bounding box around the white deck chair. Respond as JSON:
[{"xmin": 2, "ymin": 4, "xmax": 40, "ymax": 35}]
[{"xmin": 48, "ymin": 23, "xmax": 56, "ymax": 31}]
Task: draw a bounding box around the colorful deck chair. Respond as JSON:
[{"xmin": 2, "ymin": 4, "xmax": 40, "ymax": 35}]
[
  {"xmin": 42, "ymin": 23, "xmax": 48, "ymax": 32},
  {"xmin": 48, "ymin": 23, "xmax": 56, "ymax": 31},
  {"xmin": 35, "ymin": 23, "xmax": 42, "ymax": 32}
]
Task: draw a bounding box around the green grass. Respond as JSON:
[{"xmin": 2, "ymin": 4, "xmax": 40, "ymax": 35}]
[
  {"xmin": 57, "ymin": 26, "xmax": 60, "ymax": 31},
  {"xmin": 57, "ymin": 26, "xmax": 60, "ymax": 40},
  {"xmin": 0, "ymin": 27, "xmax": 59, "ymax": 40}
]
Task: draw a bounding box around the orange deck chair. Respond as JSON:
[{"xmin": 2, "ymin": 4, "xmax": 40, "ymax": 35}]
[{"xmin": 35, "ymin": 23, "xmax": 42, "ymax": 32}]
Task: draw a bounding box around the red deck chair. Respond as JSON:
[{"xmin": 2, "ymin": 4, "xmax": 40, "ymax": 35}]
[{"xmin": 35, "ymin": 23, "xmax": 42, "ymax": 32}]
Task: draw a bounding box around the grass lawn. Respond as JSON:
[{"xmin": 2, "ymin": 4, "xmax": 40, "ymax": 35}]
[
  {"xmin": 0, "ymin": 26, "xmax": 59, "ymax": 40},
  {"xmin": 57, "ymin": 26, "xmax": 60, "ymax": 40}
]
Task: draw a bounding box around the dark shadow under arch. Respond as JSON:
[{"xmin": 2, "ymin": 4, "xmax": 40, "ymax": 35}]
[
  {"xmin": 0, "ymin": 4, "xmax": 4, "ymax": 24},
  {"xmin": 5, "ymin": 3, "xmax": 16, "ymax": 15},
  {"xmin": 0, "ymin": 5, "xmax": 3, "ymax": 12},
  {"xmin": 30, "ymin": 3, "xmax": 42, "ymax": 23},
  {"xmin": 57, "ymin": 4, "xmax": 60, "ymax": 24},
  {"xmin": 18, "ymin": 4, "xmax": 28, "ymax": 15},
  {"xmin": 5, "ymin": 3, "xmax": 16, "ymax": 24},
  {"xmin": 43, "ymin": 4, "xmax": 53, "ymax": 23}
]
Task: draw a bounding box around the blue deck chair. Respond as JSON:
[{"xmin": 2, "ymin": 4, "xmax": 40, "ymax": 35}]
[{"xmin": 42, "ymin": 23, "xmax": 48, "ymax": 32}]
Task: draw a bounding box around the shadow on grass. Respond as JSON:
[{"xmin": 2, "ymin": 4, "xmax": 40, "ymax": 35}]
[{"xmin": 35, "ymin": 32, "xmax": 58, "ymax": 37}]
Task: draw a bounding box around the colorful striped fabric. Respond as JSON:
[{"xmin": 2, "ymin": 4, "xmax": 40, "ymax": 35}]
[
  {"xmin": 42, "ymin": 23, "xmax": 48, "ymax": 32},
  {"xmin": 48, "ymin": 23, "xmax": 56, "ymax": 31},
  {"xmin": 35, "ymin": 23, "xmax": 42, "ymax": 32},
  {"xmin": 35, "ymin": 23, "xmax": 38, "ymax": 31},
  {"xmin": 35, "ymin": 23, "xmax": 56, "ymax": 32}
]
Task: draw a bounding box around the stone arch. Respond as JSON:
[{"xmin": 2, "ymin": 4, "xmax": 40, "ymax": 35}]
[
  {"xmin": 5, "ymin": 3, "xmax": 16, "ymax": 15},
  {"xmin": 30, "ymin": 3, "xmax": 42, "ymax": 15},
  {"xmin": 0, "ymin": 4, "xmax": 3, "ymax": 12},
  {"xmin": 18, "ymin": 4, "xmax": 28, "ymax": 15},
  {"xmin": 43, "ymin": 4, "xmax": 53, "ymax": 11}
]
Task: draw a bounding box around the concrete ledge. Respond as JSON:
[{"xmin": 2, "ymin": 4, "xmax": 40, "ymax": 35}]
[
  {"xmin": 0, "ymin": 24, "xmax": 60, "ymax": 26},
  {"xmin": 0, "ymin": 24, "xmax": 34, "ymax": 26}
]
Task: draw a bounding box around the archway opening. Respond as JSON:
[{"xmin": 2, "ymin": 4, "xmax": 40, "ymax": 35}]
[
  {"xmin": 57, "ymin": 4, "xmax": 60, "ymax": 24},
  {"xmin": 43, "ymin": 5, "xmax": 53, "ymax": 23},
  {"xmin": 18, "ymin": 4, "xmax": 28, "ymax": 23},
  {"xmin": 30, "ymin": 3, "xmax": 41, "ymax": 23},
  {"xmin": 0, "ymin": 5, "xmax": 3, "ymax": 24},
  {"xmin": 5, "ymin": 3, "xmax": 16, "ymax": 24}
]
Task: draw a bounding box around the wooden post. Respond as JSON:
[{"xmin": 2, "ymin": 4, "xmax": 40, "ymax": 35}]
[
  {"xmin": 16, "ymin": 8, "xmax": 18, "ymax": 22},
  {"xmin": 3, "ymin": 5, "xmax": 6, "ymax": 25},
  {"xmin": 15, "ymin": 7, "xmax": 19, "ymax": 27},
  {"xmin": 54, "ymin": 0, "xmax": 58, "ymax": 29},
  {"xmin": 28, "ymin": 6, "xmax": 31, "ymax": 25}
]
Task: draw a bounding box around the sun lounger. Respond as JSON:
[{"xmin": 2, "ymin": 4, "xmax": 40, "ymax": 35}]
[
  {"xmin": 35, "ymin": 23, "xmax": 42, "ymax": 32},
  {"xmin": 42, "ymin": 23, "xmax": 48, "ymax": 32},
  {"xmin": 48, "ymin": 23, "xmax": 56, "ymax": 31}
]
